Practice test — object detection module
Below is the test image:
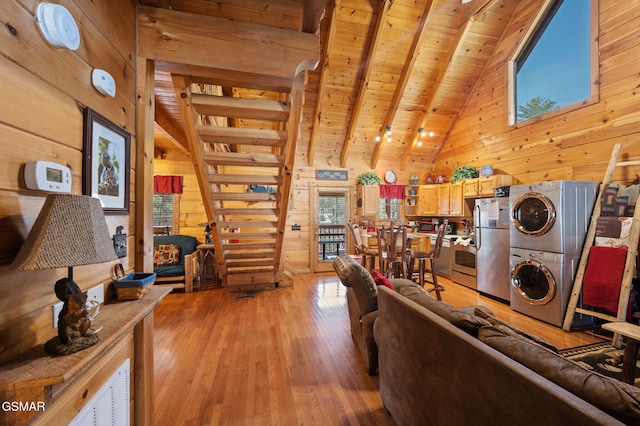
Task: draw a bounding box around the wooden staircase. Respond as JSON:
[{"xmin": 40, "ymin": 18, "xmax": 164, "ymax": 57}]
[
  {"xmin": 138, "ymin": 5, "xmax": 319, "ymax": 291},
  {"xmin": 172, "ymin": 72, "xmax": 308, "ymax": 291}
]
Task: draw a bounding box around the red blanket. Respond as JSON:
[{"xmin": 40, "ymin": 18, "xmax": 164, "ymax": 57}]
[{"xmin": 583, "ymin": 246, "xmax": 628, "ymax": 315}]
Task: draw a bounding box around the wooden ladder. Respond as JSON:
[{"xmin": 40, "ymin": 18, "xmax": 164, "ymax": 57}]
[{"xmin": 563, "ymin": 143, "xmax": 640, "ymax": 346}]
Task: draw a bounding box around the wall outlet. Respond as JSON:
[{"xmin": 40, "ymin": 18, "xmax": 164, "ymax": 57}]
[
  {"xmin": 52, "ymin": 283, "xmax": 105, "ymax": 328},
  {"xmin": 87, "ymin": 283, "xmax": 105, "ymax": 305}
]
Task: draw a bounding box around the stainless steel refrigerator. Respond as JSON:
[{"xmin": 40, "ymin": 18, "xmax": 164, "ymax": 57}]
[{"xmin": 474, "ymin": 197, "xmax": 511, "ymax": 303}]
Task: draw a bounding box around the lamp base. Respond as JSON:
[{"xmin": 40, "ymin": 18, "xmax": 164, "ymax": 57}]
[{"xmin": 44, "ymin": 333, "xmax": 99, "ymax": 356}]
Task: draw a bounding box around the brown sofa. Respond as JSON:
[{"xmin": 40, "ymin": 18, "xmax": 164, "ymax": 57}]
[
  {"xmin": 332, "ymin": 255, "xmax": 415, "ymax": 375},
  {"xmin": 374, "ymin": 285, "xmax": 640, "ymax": 425}
]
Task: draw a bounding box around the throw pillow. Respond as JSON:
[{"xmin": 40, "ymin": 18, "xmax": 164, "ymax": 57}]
[
  {"xmin": 370, "ymin": 269, "xmax": 395, "ymax": 291},
  {"xmin": 479, "ymin": 325, "xmax": 640, "ymax": 424},
  {"xmin": 154, "ymin": 244, "xmax": 181, "ymax": 266},
  {"xmin": 473, "ymin": 308, "xmax": 558, "ymax": 353}
]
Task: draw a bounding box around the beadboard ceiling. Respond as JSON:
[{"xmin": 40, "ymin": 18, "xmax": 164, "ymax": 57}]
[{"xmin": 143, "ymin": 0, "xmax": 519, "ymax": 171}]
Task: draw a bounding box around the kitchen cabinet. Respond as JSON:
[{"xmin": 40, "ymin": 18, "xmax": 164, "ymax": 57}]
[
  {"xmin": 449, "ymin": 182, "xmax": 464, "ymax": 215},
  {"xmin": 418, "ymin": 185, "xmax": 438, "ymax": 215},
  {"xmin": 359, "ymin": 184, "xmax": 379, "ymax": 216},
  {"xmin": 462, "ymin": 175, "xmax": 513, "ymax": 198},
  {"xmin": 405, "ymin": 185, "xmax": 420, "ymax": 217},
  {"xmin": 437, "ymin": 183, "xmax": 451, "ymax": 215}
]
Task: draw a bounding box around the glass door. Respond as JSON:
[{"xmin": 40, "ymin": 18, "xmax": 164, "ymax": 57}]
[{"xmin": 311, "ymin": 186, "xmax": 350, "ymax": 272}]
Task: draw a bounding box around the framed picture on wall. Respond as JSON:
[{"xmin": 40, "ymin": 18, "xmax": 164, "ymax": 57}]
[{"xmin": 83, "ymin": 107, "xmax": 131, "ymax": 214}]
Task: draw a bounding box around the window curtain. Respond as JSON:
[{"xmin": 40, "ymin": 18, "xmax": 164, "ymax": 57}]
[
  {"xmin": 379, "ymin": 184, "xmax": 406, "ymax": 199},
  {"xmin": 154, "ymin": 175, "xmax": 183, "ymax": 194}
]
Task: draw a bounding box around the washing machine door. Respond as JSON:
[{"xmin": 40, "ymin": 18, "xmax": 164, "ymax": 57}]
[
  {"xmin": 511, "ymin": 258, "xmax": 556, "ymax": 305},
  {"xmin": 511, "ymin": 192, "xmax": 556, "ymax": 236}
]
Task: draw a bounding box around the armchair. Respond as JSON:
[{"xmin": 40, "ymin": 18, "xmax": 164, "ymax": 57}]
[{"xmin": 153, "ymin": 235, "xmax": 199, "ymax": 292}]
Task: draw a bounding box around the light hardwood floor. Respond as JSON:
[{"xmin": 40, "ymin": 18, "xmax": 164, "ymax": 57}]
[{"xmin": 153, "ymin": 273, "xmax": 607, "ymax": 425}]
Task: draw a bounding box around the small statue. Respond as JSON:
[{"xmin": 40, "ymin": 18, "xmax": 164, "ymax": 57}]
[
  {"xmin": 57, "ymin": 291, "xmax": 91, "ymax": 345},
  {"xmin": 44, "ymin": 278, "xmax": 100, "ymax": 356}
]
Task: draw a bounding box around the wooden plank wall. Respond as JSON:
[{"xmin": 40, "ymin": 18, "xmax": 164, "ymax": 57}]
[
  {"xmin": 434, "ymin": 0, "xmax": 640, "ymax": 185},
  {"xmin": 154, "ymin": 157, "xmax": 208, "ymax": 241},
  {"xmin": 0, "ymin": 0, "xmax": 137, "ymax": 364}
]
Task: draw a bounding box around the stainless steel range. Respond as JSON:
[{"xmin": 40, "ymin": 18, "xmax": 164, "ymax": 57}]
[{"xmin": 450, "ymin": 239, "xmax": 477, "ymax": 289}]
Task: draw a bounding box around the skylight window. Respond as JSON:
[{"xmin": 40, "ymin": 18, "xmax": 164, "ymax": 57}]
[{"xmin": 509, "ymin": 0, "xmax": 593, "ymax": 124}]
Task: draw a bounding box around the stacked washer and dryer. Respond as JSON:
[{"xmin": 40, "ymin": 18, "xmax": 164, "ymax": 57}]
[{"xmin": 509, "ymin": 180, "xmax": 599, "ymax": 327}]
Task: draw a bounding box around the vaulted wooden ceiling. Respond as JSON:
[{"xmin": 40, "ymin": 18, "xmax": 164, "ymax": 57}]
[{"xmin": 144, "ymin": 0, "xmax": 520, "ymax": 171}]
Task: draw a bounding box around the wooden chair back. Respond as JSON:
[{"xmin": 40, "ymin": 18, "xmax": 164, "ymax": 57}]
[
  {"xmin": 431, "ymin": 222, "xmax": 448, "ymax": 259},
  {"xmin": 377, "ymin": 223, "xmax": 408, "ymax": 277}
]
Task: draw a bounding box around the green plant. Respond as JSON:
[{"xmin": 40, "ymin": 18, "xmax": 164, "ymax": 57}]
[
  {"xmin": 450, "ymin": 165, "xmax": 479, "ymax": 183},
  {"xmin": 357, "ymin": 171, "xmax": 381, "ymax": 185}
]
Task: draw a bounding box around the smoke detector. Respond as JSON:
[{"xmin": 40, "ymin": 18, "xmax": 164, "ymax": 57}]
[{"xmin": 36, "ymin": 2, "xmax": 81, "ymax": 50}]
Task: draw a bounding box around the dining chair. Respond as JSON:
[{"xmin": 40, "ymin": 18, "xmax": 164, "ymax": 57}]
[
  {"xmin": 377, "ymin": 223, "xmax": 409, "ymax": 279},
  {"xmin": 347, "ymin": 220, "xmax": 378, "ymax": 270},
  {"xmin": 408, "ymin": 222, "xmax": 447, "ymax": 300}
]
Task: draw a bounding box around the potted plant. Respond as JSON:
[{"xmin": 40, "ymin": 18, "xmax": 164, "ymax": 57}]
[
  {"xmin": 357, "ymin": 171, "xmax": 381, "ymax": 185},
  {"xmin": 450, "ymin": 165, "xmax": 479, "ymax": 183}
]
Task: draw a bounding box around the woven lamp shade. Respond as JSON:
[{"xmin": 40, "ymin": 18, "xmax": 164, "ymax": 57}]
[{"xmin": 13, "ymin": 194, "xmax": 117, "ymax": 270}]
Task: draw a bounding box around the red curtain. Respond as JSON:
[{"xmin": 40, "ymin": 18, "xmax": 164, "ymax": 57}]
[
  {"xmin": 379, "ymin": 184, "xmax": 406, "ymax": 199},
  {"xmin": 154, "ymin": 175, "xmax": 183, "ymax": 194}
]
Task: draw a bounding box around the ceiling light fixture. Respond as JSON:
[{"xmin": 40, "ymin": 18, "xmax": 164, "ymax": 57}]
[{"xmin": 385, "ymin": 125, "xmax": 392, "ymax": 143}]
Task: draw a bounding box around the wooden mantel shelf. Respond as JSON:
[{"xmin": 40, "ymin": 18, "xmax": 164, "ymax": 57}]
[{"xmin": 0, "ymin": 286, "xmax": 171, "ymax": 392}]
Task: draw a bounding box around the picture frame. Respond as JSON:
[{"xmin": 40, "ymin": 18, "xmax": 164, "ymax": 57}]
[{"xmin": 83, "ymin": 107, "xmax": 131, "ymax": 214}]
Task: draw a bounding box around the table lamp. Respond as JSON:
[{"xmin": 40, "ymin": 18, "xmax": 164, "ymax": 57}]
[{"xmin": 12, "ymin": 194, "xmax": 117, "ymax": 355}]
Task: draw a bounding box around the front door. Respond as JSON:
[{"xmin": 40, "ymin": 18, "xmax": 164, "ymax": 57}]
[{"xmin": 311, "ymin": 186, "xmax": 351, "ymax": 272}]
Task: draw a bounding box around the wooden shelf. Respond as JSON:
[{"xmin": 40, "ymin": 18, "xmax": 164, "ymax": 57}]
[{"xmin": 0, "ymin": 286, "xmax": 171, "ymax": 392}]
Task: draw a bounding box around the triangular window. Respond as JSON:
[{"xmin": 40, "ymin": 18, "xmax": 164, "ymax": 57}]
[{"xmin": 508, "ymin": 0, "xmax": 595, "ymax": 124}]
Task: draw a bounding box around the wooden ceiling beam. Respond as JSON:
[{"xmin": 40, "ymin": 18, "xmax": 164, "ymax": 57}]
[
  {"xmin": 400, "ymin": 0, "xmax": 513, "ymax": 168},
  {"xmin": 307, "ymin": 0, "xmax": 339, "ymax": 166},
  {"xmin": 154, "ymin": 110, "xmax": 189, "ymax": 154},
  {"xmin": 340, "ymin": 0, "xmax": 392, "ymax": 168},
  {"xmin": 138, "ymin": 6, "xmax": 319, "ymax": 81},
  {"xmin": 370, "ymin": 0, "xmax": 437, "ymax": 169}
]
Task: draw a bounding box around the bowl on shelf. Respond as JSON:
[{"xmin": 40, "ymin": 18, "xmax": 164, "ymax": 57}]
[{"xmin": 479, "ymin": 165, "xmax": 493, "ymax": 176}]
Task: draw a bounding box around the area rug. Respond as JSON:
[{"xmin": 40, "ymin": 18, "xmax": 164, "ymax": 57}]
[{"xmin": 560, "ymin": 342, "xmax": 640, "ymax": 384}]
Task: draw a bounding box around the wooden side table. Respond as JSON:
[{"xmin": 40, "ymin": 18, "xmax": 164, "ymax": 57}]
[
  {"xmin": 197, "ymin": 244, "xmax": 220, "ymax": 288},
  {"xmin": 601, "ymin": 321, "xmax": 640, "ymax": 385}
]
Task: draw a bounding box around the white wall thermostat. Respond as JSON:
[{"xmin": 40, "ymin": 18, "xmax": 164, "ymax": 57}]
[
  {"xmin": 92, "ymin": 69, "xmax": 116, "ymax": 97},
  {"xmin": 24, "ymin": 161, "xmax": 72, "ymax": 193}
]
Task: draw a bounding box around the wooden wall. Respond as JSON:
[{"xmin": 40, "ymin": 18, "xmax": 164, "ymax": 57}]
[
  {"xmin": 154, "ymin": 156, "xmax": 208, "ymax": 241},
  {"xmin": 0, "ymin": 0, "xmax": 137, "ymax": 364},
  {"xmin": 434, "ymin": 0, "xmax": 640, "ymax": 185}
]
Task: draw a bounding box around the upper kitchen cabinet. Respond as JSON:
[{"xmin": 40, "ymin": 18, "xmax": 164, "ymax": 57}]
[
  {"xmin": 359, "ymin": 184, "xmax": 379, "ymax": 217},
  {"xmin": 418, "ymin": 185, "xmax": 438, "ymax": 216},
  {"xmin": 462, "ymin": 176, "xmax": 513, "ymax": 198}
]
